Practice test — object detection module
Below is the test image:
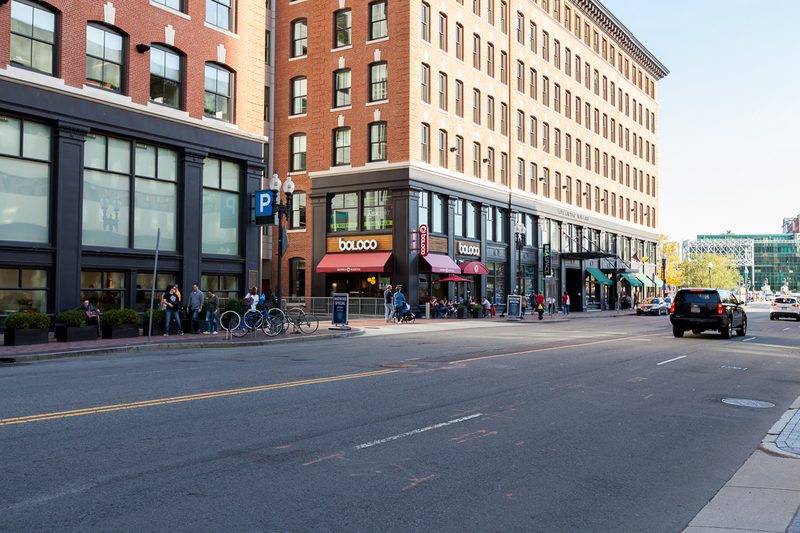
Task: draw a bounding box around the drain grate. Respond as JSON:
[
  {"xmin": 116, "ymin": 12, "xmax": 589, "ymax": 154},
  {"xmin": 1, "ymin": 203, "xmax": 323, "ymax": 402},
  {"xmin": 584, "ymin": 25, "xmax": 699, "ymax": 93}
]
[{"xmin": 722, "ymin": 398, "xmax": 775, "ymax": 408}]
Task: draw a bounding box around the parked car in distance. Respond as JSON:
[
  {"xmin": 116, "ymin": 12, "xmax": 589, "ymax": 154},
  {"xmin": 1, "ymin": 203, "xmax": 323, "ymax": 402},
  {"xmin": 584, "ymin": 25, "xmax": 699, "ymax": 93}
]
[
  {"xmin": 636, "ymin": 297, "xmax": 668, "ymax": 316},
  {"xmin": 669, "ymin": 288, "xmax": 747, "ymax": 339},
  {"xmin": 770, "ymin": 296, "xmax": 800, "ymax": 321}
]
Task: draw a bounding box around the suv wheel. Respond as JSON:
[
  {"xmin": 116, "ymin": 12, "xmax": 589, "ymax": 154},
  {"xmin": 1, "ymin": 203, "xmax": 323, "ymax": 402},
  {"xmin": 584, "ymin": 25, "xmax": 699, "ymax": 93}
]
[
  {"xmin": 736, "ymin": 316, "xmax": 747, "ymax": 337},
  {"xmin": 720, "ymin": 318, "xmax": 732, "ymax": 339},
  {"xmin": 672, "ymin": 326, "xmax": 684, "ymax": 338}
]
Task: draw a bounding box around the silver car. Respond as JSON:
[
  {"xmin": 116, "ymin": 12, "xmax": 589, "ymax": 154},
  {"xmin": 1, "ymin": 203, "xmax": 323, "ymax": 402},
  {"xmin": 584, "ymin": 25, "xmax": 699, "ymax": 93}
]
[
  {"xmin": 770, "ymin": 296, "xmax": 800, "ymax": 321},
  {"xmin": 637, "ymin": 297, "xmax": 668, "ymax": 316}
]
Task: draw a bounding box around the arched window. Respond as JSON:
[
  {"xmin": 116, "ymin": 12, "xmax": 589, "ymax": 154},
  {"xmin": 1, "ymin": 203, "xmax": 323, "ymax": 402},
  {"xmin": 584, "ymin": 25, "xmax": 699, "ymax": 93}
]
[
  {"xmin": 86, "ymin": 24, "xmax": 124, "ymax": 92},
  {"xmin": 204, "ymin": 63, "xmax": 233, "ymax": 122},
  {"xmin": 10, "ymin": 0, "xmax": 57, "ymax": 75},
  {"xmin": 150, "ymin": 45, "xmax": 183, "ymax": 109},
  {"xmin": 291, "ymin": 19, "xmax": 307, "ymax": 58}
]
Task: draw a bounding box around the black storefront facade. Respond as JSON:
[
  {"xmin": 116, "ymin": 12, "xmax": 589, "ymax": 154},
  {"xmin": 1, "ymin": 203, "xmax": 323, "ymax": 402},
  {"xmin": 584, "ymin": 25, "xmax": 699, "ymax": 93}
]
[
  {"xmin": 0, "ymin": 79, "xmax": 265, "ymax": 322},
  {"xmin": 310, "ymin": 166, "xmax": 659, "ymax": 311}
]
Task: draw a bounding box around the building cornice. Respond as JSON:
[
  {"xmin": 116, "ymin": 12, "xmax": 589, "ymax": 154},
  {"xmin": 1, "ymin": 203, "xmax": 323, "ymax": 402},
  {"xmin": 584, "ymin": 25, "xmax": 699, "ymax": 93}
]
[{"xmin": 571, "ymin": 0, "xmax": 670, "ymax": 80}]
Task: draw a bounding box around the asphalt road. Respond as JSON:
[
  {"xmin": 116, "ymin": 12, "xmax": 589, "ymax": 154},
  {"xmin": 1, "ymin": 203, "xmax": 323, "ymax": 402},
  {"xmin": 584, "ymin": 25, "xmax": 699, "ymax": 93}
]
[{"xmin": 2, "ymin": 303, "xmax": 799, "ymax": 532}]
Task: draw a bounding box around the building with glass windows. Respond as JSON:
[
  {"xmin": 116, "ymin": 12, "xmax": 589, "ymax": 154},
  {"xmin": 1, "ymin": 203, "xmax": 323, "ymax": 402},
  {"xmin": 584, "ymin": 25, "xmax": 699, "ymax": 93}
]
[
  {"xmin": 273, "ymin": 0, "xmax": 667, "ymax": 311},
  {"xmin": 695, "ymin": 234, "xmax": 800, "ymax": 294},
  {"xmin": 0, "ymin": 0, "xmax": 268, "ymax": 323}
]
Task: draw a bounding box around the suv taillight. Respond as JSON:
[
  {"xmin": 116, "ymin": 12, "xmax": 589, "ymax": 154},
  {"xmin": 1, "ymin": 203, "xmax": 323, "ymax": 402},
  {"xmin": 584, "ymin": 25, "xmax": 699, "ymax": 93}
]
[
  {"xmin": 670, "ymin": 301, "xmax": 675, "ymax": 313},
  {"xmin": 772, "ymin": 302, "xmax": 776, "ymax": 306},
  {"xmin": 717, "ymin": 303, "xmax": 724, "ymax": 315}
]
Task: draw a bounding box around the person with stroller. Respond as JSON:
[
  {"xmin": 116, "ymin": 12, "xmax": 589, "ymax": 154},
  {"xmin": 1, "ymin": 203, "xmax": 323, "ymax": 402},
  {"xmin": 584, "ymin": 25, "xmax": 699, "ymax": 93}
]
[
  {"xmin": 393, "ymin": 286, "xmax": 406, "ymax": 323},
  {"xmin": 400, "ymin": 302, "xmax": 416, "ymax": 323}
]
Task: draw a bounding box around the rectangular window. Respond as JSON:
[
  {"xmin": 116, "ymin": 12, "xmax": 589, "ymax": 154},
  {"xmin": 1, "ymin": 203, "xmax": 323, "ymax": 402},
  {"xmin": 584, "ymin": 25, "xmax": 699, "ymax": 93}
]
[
  {"xmin": 455, "ymin": 23, "xmax": 463, "ymax": 60},
  {"xmin": 290, "ymin": 133, "xmax": 306, "ymax": 171},
  {"xmin": 432, "ymin": 193, "xmax": 445, "ymax": 233},
  {"xmin": 486, "ymin": 43, "xmax": 494, "ymax": 77},
  {"xmin": 516, "ymin": 158, "xmax": 524, "ymax": 190},
  {"xmin": 553, "ymin": 84, "xmax": 560, "ymax": 113},
  {"xmin": 542, "ymin": 31, "xmax": 549, "ymax": 61},
  {"xmin": 438, "ymin": 72, "xmax": 447, "ymax": 110},
  {"xmin": 542, "ymin": 122, "xmax": 549, "ymax": 153},
  {"xmin": 363, "ymin": 191, "xmax": 392, "ymax": 231},
  {"xmin": 530, "ymin": 162, "xmax": 537, "ymax": 195},
  {"xmin": 487, "ymin": 147, "xmax": 494, "ymax": 181},
  {"xmin": 150, "ymin": 46, "xmax": 182, "ymax": 108},
  {"xmin": 565, "ymin": 134, "xmax": 571, "ymax": 162},
  {"xmin": 369, "ymin": 122, "xmax": 387, "ymax": 161},
  {"xmin": 202, "ymin": 156, "xmax": 239, "ymax": 254},
  {"xmin": 455, "ymin": 136, "xmax": 463, "ymax": 172},
  {"xmin": 334, "ymin": 9, "xmax": 351, "ymax": 48},
  {"xmin": 292, "ymin": 19, "xmax": 307, "ymax": 57},
  {"xmin": 420, "ymin": 123, "xmax": 430, "ymax": 163},
  {"xmin": 454, "ymin": 200, "xmax": 463, "ymax": 237},
  {"xmin": 421, "ymin": 2, "xmax": 430, "ymax": 41},
  {"xmin": 516, "ymin": 110, "xmax": 524, "ymax": 142},
  {"xmin": 554, "ymin": 128, "xmax": 560, "ymax": 157},
  {"xmin": 542, "ymin": 77, "xmax": 549, "ymax": 106},
  {"xmin": 455, "ymin": 80, "xmax": 464, "ymax": 117},
  {"xmin": 529, "ymin": 68, "xmax": 537, "ymax": 99},
  {"xmin": 575, "ymin": 180, "xmax": 581, "ymax": 207},
  {"xmin": 421, "ymin": 64, "xmax": 430, "ymax": 103},
  {"xmin": 438, "ymin": 130, "xmax": 447, "ymax": 167},
  {"xmin": 370, "ymin": 1, "xmax": 388, "ymax": 40},
  {"xmin": 486, "ymin": 96, "xmax": 494, "ymax": 130},
  {"xmin": 529, "ymin": 116, "xmax": 537, "ymax": 148},
  {"xmin": 473, "ymin": 34, "xmax": 481, "ymax": 69},
  {"xmin": 529, "ymin": 22, "xmax": 537, "ymax": 53},
  {"xmin": 438, "ymin": 13, "xmax": 447, "ymax": 51},
  {"xmin": 0, "ymin": 116, "xmax": 51, "ymax": 243},
  {"xmin": 86, "ymin": 25, "xmax": 123, "ymax": 92},
  {"xmin": 500, "ymin": 153, "xmax": 507, "ymax": 186},
  {"xmin": 516, "ymin": 60, "xmax": 524, "ymax": 92},
  {"xmin": 330, "ymin": 192, "xmax": 358, "ymax": 232},
  {"xmin": 333, "ymin": 70, "xmax": 350, "ymax": 108},
  {"xmin": 565, "ymin": 176, "xmax": 571, "ymax": 204},
  {"xmin": 334, "ymin": 128, "xmax": 351, "ymax": 165},
  {"xmin": 500, "ymin": 103, "xmax": 507, "ymax": 136},
  {"xmin": 472, "ymin": 142, "xmax": 480, "ymax": 178},
  {"xmin": 541, "ymin": 167, "xmax": 549, "ymax": 198},
  {"xmin": 554, "ymin": 172, "xmax": 561, "ymax": 201},
  {"xmin": 0, "ymin": 268, "xmax": 47, "ymax": 318},
  {"xmin": 370, "ymin": 62, "xmax": 388, "ymax": 101},
  {"xmin": 472, "ymin": 89, "xmax": 480, "ymax": 124},
  {"xmin": 553, "ymin": 40, "xmax": 560, "ymax": 69}
]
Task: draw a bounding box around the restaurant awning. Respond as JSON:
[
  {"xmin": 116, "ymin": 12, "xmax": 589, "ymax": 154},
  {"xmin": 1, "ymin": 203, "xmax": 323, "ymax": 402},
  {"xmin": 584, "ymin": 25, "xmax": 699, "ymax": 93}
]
[
  {"xmin": 620, "ymin": 273, "xmax": 643, "ymax": 287},
  {"xmin": 460, "ymin": 261, "xmax": 490, "ymax": 275},
  {"xmin": 652, "ymin": 274, "xmax": 664, "ymax": 287},
  {"xmin": 316, "ymin": 252, "xmax": 392, "ymax": 273},
  {"xmin": 420, "ymin": 254, "xmax": 461, "ymax": 274},
  {"xmin": 636, "ymin": 273, "xmax": 655, "ymax": 287},
  {"xmin": 586, "ymin": 268, "xmax": 613, "ymax": 285}
]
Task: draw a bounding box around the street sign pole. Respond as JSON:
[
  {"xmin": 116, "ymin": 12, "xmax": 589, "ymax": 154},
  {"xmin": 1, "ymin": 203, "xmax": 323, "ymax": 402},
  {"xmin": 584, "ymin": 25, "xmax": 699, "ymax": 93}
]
[{"xmin": 147, "ymin": 228, "xmax": 161, "ymax": 345}]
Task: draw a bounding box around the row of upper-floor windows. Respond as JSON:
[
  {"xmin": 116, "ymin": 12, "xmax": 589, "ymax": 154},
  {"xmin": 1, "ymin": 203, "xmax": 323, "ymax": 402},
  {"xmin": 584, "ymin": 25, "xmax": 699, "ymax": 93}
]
[
  {"xmin": 417, "ymin": 124, "xmax": 656, "ymax": 198},
  {"xmin": 423, "ymin": 0, "xmax": 657, "ymax": 101},
  {"xmin": 288, "ymin": 122, "xmax": 387, "ymax": 172},
  {"xmin": 148, "ymin": 0, "xmax": 233, "ymax": 32},
  {"xmin": 289, "ymin": 1, "xmax": 387, "ymax": 58},
  {"xmin": 289, "ymin": 63, "xmax": 387, "ymax": 115},
  {"xmin": 418, "ymin": 72, "xmax": 657, "ymax": 167},
  {"xmin": 8, "ymin": 1, "xmax": 235, "ymax": 123}
]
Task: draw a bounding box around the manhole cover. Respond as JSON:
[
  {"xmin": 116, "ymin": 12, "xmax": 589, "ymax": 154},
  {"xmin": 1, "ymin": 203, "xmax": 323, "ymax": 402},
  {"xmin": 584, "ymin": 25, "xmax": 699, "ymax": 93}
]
[
  {"xmin": 381, "ymin": 364, "xmax": 417, "ymax": 368},
  {"xmin": 722, "ymin": 398, "xmax": 775, "ymax": 408}
]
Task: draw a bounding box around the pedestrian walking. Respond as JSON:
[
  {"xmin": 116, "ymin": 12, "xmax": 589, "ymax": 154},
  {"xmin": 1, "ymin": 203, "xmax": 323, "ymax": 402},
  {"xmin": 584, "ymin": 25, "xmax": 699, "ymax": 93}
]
[
  {"xmin": 244, "ymin": 286, "xmax": 259, "ymax": 312},
  {"xmin": 161, "ymin": 285, "xmax": 183, "ymax": 336},
  {"xmin": 562, "ymin": 291, "xmax": 570, "ymax": 316},
  {"xmin": 384, "ymin": 285, "xmax": 394, "ymax": 323},
  {"xmin": 261, "ymin": 287, "xmax": 278, "ymax": 310},
  {"xmin": 536, "ymin": 291, "xmax": 545, "ymax": 321},
  {"xmin": 547, "ymin": 295, "xmax": 555, "ymax": 318},
  {"xmin": 393, "ymin": 286, "xmax": 406, "ymax": 323},
  {"xmin": 187, "ymin": 283, "xmax": 204, "ymax": 334},
  {"xmin": 204, "ymin": 288, "xmax": 219, "ymax": 334}
]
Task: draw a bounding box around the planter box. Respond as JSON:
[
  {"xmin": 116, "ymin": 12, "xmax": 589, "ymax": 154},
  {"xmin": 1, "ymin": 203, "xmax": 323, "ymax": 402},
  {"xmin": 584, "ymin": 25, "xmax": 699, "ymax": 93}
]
[
  {"xmin": 101, "ymin": 323, "xmax": 140, "ymax": 340},
  {"xmin": 471, "ymin": 309, "xmax": 482, "ymax": 318},
  {"xmin": 143, "ymin": 321, "xmax": 182, "ymax": 336},
  {"xmin": 56, "ymin": 326, "xmax": 97, "ymax": 343},
  {"xmin": 4, "ymin": 327, "xmax": 49, "ymax": 346},
  {"xmin": 456, "ymin": 308, "xmax": 469, "ymax": 319}
]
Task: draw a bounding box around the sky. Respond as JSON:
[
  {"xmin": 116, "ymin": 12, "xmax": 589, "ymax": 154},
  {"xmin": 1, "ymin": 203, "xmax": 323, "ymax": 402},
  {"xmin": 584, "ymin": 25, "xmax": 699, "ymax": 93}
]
[{"xmin": 599, "ymin": 0, "xmax": 800, "ymax": 245}]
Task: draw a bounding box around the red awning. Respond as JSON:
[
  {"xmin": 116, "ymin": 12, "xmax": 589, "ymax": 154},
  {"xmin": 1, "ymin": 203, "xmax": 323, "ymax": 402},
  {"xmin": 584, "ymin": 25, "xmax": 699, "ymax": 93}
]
[
  {"xmin": 460, "ymin": 261, "xmax": 490, "ymax": 275},
  {"xmin": 420, "ymin": 254, "xmax": 461, "ymax": 274},
  {"xmin": 316, "ymin": 252, "xmax": 392, "ymax": 273}
]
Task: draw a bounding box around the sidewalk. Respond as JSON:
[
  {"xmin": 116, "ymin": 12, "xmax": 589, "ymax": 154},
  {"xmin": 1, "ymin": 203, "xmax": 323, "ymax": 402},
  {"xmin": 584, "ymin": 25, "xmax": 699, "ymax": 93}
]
[{"xmin": 0, "ymin": 308, "xmax": 636, "ymax": 363}]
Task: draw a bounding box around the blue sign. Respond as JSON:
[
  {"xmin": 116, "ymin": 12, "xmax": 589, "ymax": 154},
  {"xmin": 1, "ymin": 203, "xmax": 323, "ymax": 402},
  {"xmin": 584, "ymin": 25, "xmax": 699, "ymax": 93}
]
[
  {"xmin": 332, "ymin": 293, "xmax": 349, "ymax": 326},
  {"xmin": 255, "ymin": 190, "xmax": 273, "ymax": 216},
  {"xmin": 506, "ymin": 295, "xmax": 522, "ymax": 320}
]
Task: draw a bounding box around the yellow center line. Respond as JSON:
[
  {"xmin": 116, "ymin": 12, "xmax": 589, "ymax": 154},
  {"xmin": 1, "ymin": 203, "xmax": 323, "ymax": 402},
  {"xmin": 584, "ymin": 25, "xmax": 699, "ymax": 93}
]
[
  {"xmin": 0, "ymin": 369, "xmax": 399, "ymax": 427},
  {"xmin": 451, "ymin": 333, "xmax": 662, "ymax": 364}
]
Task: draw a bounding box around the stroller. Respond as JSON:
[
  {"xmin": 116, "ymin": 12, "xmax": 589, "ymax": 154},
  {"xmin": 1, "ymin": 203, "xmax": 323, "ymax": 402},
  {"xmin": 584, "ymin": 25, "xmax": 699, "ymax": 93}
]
[{"xmin": 400, "ymin": 302, "xmax": 416, "ymax": 323}]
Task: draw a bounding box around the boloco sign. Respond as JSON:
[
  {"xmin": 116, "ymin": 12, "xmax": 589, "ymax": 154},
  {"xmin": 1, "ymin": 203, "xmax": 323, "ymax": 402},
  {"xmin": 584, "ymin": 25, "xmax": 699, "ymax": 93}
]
[
  {"xmin": 327, "ymin": 235, "xmax": 393, "ymax": 253},
  {"xmin": 419, "ymin": 224, "xmax": 429, "ymax": 257},
  {"xmin": 456, "ymin": 240, "xmax": 481, "ymax": 257}
]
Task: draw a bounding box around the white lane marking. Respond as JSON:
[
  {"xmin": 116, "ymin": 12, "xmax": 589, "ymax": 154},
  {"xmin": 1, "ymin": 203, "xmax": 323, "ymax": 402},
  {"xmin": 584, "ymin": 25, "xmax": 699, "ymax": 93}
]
[
  {"xmin": 628, "ymin": 338, "xmax": 652, "ymax": 342},
  {"xmin": 657, "ymin": 355, "xmax": 687, "ymax": 366},
  {"xmin": 742, "ymin": 337, "xmax": 756, "ymax": 342},
  {"xmin": 784, "ymin": 327, "xmax": 791, "ymax": 331},
  {"xmin": 354, "ymin": 414, "xmax": 483, "ymax": 450}
]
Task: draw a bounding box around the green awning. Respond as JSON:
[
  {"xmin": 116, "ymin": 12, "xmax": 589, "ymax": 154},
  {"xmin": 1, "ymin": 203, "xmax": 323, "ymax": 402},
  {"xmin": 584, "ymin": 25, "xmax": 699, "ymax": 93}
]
[
  {"xmin": 652, "ymin": 274, "xmax": 664, "ymax": 287},
  {"xmin": 636, "ymin": 273, "xmax": 655, "ymax": 287},
  {"xmin": 620, "ymin": 273, "xmax": 643, "ymax": 287},
  {"xmin": 586, "ymin": 268, "xmax": 613, "ymax": 285}
]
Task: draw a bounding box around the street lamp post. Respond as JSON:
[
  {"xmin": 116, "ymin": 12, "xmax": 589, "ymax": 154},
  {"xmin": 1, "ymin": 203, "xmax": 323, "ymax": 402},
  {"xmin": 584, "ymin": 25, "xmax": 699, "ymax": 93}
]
[
  {"xmin": 660, "ymin": 251, "xmax": 667, "ymax": 297},
  {"xmin": 269, "ymin": 173, "xmax": 295, "ymax": 305},
  {"xmin": 708, "ymin": 261, "xmax": 713, "ymax": 288},
  {"xmin": 514, "ymin": 221, "xmax": 527, "ymax": 294}
]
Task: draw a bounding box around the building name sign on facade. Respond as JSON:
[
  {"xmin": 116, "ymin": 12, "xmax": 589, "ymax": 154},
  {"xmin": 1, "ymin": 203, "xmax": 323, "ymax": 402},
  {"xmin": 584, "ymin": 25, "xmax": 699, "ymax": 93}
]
[
  {"xmin": 457, "ymin": 241, "xmax": 481, "ymax": 257},
  {"xmin": 327, "ymin": 235, "xmax": 393, "ymax": 253},
  {"xmin": 557, "ymin": 209, "xmax": 591, "ymax": 222},
  {"xmin": 419, "ymin": 225, "xmax": 429, "ymax": 257},
  {"xmin": 339, "ymin": 238, "xmax": 378, "ymax": 251}
]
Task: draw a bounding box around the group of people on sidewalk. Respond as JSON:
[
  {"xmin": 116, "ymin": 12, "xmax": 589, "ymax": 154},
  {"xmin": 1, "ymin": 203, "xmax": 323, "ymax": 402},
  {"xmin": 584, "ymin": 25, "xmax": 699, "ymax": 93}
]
[
  {"xmin": 384, "ymin": 284, "xmax": 415, "ymax": 323},
  {"xmin": 159, "ymin": 284, "xmax": 221, "ymax": 337}
]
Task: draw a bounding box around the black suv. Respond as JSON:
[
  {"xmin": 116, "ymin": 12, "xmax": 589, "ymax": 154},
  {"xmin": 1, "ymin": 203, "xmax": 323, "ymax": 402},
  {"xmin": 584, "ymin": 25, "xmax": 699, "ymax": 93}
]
[{"xmin": 669, "ymin": 288, "xmax": 747, "ymax": 339}]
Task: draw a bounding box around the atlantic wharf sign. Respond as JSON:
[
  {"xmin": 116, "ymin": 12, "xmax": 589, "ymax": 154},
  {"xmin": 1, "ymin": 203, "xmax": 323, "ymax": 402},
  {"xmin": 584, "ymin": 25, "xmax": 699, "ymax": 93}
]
[{"xmin": 557, "ymin": 208, "xmax": 590, "ymax": 222}]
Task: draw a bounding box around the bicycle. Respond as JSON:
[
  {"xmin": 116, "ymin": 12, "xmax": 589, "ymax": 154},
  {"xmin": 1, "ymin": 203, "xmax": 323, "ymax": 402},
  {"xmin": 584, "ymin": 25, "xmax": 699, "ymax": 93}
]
[
  {"xmin": 219, "ymin": 309, "xmax": 241, "ymax": 332},
  {"xmin": 220, "ymin": 308, "xmax": 283, "ymax": 337},
  {"xmin": 273, "ymin": 304, "xmax": 319, "ymax": 334}
]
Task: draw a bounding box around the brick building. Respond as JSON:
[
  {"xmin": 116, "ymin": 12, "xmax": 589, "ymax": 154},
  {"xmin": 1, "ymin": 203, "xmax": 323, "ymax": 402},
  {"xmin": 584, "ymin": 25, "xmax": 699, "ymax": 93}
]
[
  {"xmin": 274, "ymin": 0, "xmax": 668, "ymax": 311},
  {"xmin": 0, "ymin": 0, "xmax": 268, "ymax": 319}
]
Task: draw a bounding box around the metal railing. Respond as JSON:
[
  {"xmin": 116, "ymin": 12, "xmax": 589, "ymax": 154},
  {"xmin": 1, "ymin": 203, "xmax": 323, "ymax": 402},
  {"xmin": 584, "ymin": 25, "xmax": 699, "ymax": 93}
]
[{"xmin": 279, "ymin": 297, "xmax": 386, "ymax": 319}]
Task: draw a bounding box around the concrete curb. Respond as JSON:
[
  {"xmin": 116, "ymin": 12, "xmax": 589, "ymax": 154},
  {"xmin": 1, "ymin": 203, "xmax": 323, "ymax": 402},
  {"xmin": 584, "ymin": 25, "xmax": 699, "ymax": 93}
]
[
  {"xmin": 760, "ymin": 396, "xmax": 800, "ymax": 459},
  {"xmin": 1, "ymin": 328, "xmax": 365, "ymax": 364}
]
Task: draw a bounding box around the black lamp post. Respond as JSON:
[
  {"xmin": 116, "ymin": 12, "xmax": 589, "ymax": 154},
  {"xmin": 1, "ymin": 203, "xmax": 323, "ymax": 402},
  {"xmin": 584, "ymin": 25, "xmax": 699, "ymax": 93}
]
[
  {"xmin": 708, "ymin": 262, "xmax": 713, "ymax": 289},
  {"xmin": 514, "ymin": 220, "xmax": 527, "ymax": 293},
  {"xmin": 269, "ymin": 173, "xmax": 295, "ymax": 305},
  {"xmin": 660, "ymin": 251, "xmax": 667, "ymax": 297}
]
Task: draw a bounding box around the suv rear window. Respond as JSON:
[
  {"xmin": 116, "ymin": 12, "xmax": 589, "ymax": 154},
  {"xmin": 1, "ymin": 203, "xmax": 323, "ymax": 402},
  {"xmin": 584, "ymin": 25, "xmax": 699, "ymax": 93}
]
[
  {"xmin": 675, "ymin": 291, "xmax": 719, "ymax": 305},
  {"xmin": 775, "ymin": 297, "xmax": 797, "ymax": 304}
]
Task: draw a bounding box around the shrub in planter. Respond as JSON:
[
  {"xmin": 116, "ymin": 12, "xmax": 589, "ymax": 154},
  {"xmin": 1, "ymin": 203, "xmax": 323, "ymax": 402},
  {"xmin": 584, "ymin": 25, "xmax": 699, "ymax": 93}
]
[
  {"xmin": 143, "ymin": 309, "xmax": 167, "ymax": 335},
  {"xmin": 456, "ymin": 304, "xmax": 469, "ymax": 319},
  {"xmin": 101, "ymin": 309, "xmax": 141, "ymax": 339},
  {"xmin": 224, "ymin": 299, "xmax": 245, "ymax": 315},
  {"xmin": 55, "ymin": 310, "xmax": 96, "ymax": 342},
  {"xmin": 472, "ymin": 304, "xmax": 483, "ymax": 318},
  {"xmin": 4, "ymin": 312, "xmax": 50, "ymax": 346}
]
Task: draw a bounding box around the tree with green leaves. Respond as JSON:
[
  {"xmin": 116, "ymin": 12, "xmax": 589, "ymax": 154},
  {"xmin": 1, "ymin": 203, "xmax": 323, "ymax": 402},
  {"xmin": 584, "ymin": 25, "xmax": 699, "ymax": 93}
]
[
  {"xmin": 658, "ymin": 235, "xmax": 681, "ymax": 288},
  {"xmin": 678, "ymin": 253, "xmax": 741, "ymax": 289}
]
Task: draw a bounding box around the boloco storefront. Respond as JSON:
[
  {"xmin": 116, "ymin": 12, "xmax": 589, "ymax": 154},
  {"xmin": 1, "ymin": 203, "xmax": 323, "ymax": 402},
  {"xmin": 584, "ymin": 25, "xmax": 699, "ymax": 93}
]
[{"xmin": 316, "ymin": 235, "xmax": 393, "ymax": 298}]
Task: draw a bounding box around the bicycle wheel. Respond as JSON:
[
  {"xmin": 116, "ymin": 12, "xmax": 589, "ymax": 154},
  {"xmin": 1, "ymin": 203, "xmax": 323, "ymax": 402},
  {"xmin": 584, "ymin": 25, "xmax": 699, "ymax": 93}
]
[
  {"xmin": 232, "ymin": 310, "xmax": 259, "ymax": 337},
  {"xmin": 296, "ymin": 311, "xmax": 319, "ymax": 334},
  {"xmin": 262, "ymin": 308, "xmax": 286, "ymax": 337},
  {"xmin": 219, "ymin": 310, "xmax": 241, "ymax": 332}
]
